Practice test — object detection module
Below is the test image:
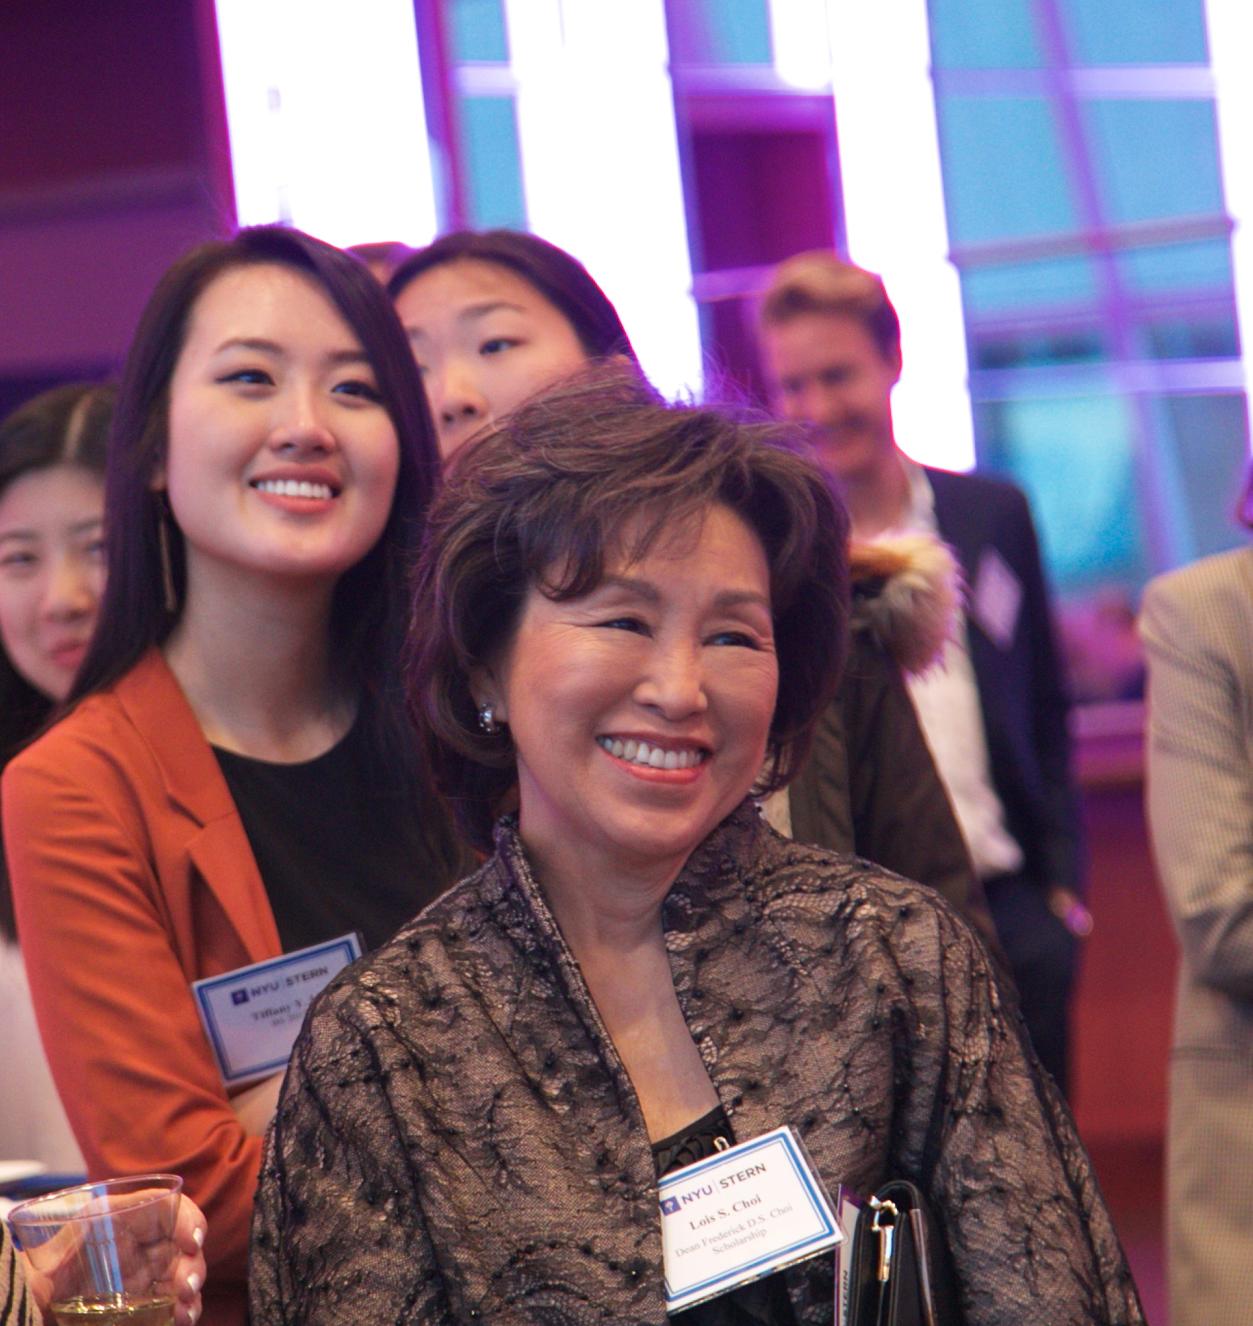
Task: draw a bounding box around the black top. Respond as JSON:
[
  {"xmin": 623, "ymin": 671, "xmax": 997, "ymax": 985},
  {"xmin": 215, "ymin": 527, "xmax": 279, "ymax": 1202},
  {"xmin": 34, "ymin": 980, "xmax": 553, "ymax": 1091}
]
[
  {"xmin": 654, "ymin": 1105, "xmax": 799, "ymax": 1326},
  {"xmin": 214, "ymin": 716, "xmax": 459, "ymax": 954}
]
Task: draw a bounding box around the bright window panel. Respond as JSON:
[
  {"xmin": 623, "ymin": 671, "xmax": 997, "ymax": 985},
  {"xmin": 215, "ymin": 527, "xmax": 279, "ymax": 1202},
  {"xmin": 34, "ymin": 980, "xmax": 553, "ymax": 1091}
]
[
  {"xmin": 1084, "ymin": 99, "xmax": 1223, "ymax": 224},
  {"xmin": 768, "ymin": 0, "xmax": 834, "ymax": 90},
  {"xmin": 666, "ymin": 0, "xmax": 772, "ymax": 65},
  {"xmin": 1115, "ymin": 237, "xmax": 1233, "ymax": 296},
  {"xmin": 830, "ymin": 0, "xmax": 975, "ymax": 468},
  {"xmin": 214, "ymin": 0, "xmax": 437, "ymax": 246},
  {"xmin": 936, "ymin": 96, "xmax": 1079, "ymax": 245},
  {"xmin": 458, "ymin": 95, "xmax": 526, "ymax": 228},
  {"xmin": 1161, "ymin": 393, "xmax": 1250, "ymax": 558},
  {"xmin": 449, "ymin": 0, "xmax": 509, "ymax": 63},
  {"xmin": 928, "ymin": 0, "xmax": 1042, "ymax": 70},
  {"xmin": 962, "ymin": 256, "xmax": 1099, "ymax": 316},
  {"xmin": 506, "ymin": 0, "xmax": 701, "ymax": 399},
  {"xmin": 1062, "ymin": 0, "xmax": 1208, "ymax": 66},
  {"xmin": 976, "ymin": 390, "xmax": 1146, "ymax": 591}
]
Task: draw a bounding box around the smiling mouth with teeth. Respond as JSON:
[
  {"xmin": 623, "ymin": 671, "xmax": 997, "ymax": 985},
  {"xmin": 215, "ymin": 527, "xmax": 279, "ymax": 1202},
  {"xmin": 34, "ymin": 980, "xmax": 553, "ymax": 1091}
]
[
  {"xmin": 596, "ymin": 736, "xmax": 707, "ymax": 770},
  {"xmin": 253, "ymin": 478, "xmax": 336, "ymax": 500}
]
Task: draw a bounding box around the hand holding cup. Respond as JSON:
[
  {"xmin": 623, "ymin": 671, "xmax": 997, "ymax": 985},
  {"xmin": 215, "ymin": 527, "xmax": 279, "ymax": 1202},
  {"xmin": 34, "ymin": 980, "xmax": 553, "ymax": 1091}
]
[{"xmin": 8, "ymin": 1176, "xmax": 207, "ymax": 1326}]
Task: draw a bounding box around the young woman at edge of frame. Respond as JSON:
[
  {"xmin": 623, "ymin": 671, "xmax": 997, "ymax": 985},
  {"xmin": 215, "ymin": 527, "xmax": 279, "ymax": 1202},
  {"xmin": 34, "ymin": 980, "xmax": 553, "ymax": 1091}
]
[{"xmin": 0, "ymin": 383, "xmax": 114, "ymax": 1175}]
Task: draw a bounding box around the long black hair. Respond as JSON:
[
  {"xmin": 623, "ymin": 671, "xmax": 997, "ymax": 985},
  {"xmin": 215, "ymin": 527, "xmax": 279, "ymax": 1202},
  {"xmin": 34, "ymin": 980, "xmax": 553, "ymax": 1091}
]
[
  {"xmin": 388, "ymin": 229, "xmax": 637, "ymax": 363},
  {"xmin": 0, "ymin": 381, "xmax": 114, "ymax": 939},
  {"xmin": 70, "ymin": 227, "xmax": 442, "ymax": 784}
]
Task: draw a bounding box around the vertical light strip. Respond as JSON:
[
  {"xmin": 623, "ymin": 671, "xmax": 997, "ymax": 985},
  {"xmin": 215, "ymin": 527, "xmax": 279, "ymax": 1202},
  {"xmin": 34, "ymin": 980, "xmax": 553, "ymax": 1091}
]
[
  {"xmin": 214, "ymin": 0, "xmax": 438, "ymax": 248},
  {"xmin": 825, "ymin": 0, "xmax": 976, "ymax": 471},
  {"xmin": 1204, "ymin": 0, "xmax": 1253, "ymax": 446},
  {"xmin": 769, "ymin": 0, "xmax": 834, "ymax": 92},
  {"xmin": 503, "ymin": 0, "xmax": 702, "ymax": 399}
]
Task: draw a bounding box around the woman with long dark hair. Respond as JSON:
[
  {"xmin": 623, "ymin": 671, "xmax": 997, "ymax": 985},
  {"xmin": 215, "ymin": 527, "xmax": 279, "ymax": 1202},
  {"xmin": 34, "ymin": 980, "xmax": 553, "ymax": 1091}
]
[
  {"xmin": 0, "ymin": 385, "xmax": 112, "ymax": 774},
  {"xmin": 0, "ymin": 382, "xmax": 112, "ymax": 1173},
  {"xmin": 3, "ymin": 227, "xmax": 464, "ymax": 1326}
]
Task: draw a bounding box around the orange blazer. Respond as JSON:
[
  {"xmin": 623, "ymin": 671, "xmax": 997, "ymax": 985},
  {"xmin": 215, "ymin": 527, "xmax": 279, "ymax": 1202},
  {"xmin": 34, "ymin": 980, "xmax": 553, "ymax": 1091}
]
[{"xmin": 3, "ymin": 649, "xmax": 281, "ymax": 1326}]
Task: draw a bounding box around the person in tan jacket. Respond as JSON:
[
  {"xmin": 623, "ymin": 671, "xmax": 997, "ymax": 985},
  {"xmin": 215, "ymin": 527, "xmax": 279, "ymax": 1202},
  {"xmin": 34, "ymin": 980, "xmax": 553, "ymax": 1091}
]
[{"xmin": 1141, "ymin": 533, "xmax": 1253, "ymax": 1326}]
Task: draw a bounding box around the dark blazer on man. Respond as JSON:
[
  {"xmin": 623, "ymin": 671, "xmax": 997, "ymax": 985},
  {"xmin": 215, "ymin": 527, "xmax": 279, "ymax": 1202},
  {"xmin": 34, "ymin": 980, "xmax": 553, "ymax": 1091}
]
[
  {"xmin": 926, "ymin": 466, "xmax": 1081, "ymax": 895},
  {"xmin": 925, "ymin": 466, "xmax": 1081, "ymax": 1089}
]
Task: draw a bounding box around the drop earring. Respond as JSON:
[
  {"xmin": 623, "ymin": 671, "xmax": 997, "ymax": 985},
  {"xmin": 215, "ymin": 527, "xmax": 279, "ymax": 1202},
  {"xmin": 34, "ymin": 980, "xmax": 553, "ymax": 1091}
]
[
  {"xmin": 477, "ymin": 702, "xmax": 501, "ymax": 735},
  {"xmin": 157, "ymin": 503, "xmax": 177, "ymax": 614}
]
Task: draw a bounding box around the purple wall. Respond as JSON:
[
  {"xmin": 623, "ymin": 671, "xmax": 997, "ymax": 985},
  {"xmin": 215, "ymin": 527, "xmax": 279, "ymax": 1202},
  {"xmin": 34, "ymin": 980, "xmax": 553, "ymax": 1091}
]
[{"xmin": 0, "ymin": 0, "xmax": 232, "ymax": 400}]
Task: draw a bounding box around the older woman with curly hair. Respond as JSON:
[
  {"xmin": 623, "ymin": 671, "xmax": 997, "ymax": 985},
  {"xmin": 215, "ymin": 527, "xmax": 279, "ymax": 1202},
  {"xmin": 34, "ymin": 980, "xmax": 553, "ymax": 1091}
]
[{"xmin": 251, "ymin": 369, "xmax": 1141, "ymax": 1326}]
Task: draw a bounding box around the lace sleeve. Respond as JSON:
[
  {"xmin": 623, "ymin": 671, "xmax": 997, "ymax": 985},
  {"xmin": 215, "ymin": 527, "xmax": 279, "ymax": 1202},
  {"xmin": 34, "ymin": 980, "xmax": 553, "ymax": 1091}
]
[
  {"xmin": 925, "ymin": 911, "xmax": 1142, "ymax": 1325},
  {"xmin": 249, "ymin": 997, "xmax": 453, "ymax": 1326}
]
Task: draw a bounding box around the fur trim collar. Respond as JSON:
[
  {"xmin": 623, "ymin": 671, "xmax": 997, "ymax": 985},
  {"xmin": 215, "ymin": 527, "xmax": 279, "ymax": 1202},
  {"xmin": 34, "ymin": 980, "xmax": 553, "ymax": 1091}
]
[{"xmin": 849, "ymin": 535, "xmax": 962, "ymax": 676}]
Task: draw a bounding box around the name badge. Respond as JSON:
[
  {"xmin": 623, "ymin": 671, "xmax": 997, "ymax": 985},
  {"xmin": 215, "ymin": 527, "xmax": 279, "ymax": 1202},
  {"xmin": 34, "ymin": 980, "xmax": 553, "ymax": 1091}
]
[
  {"xmin": 659, "ymin": 1126, "xmax": 842, "ymax": 1313},
  {"xmin": 971, "ymin": 547, "xmax": 1022, "ymax": 651},
  {"xmin": 192, "ymin": 933, "xmax": 362, "ymax": 1087}
]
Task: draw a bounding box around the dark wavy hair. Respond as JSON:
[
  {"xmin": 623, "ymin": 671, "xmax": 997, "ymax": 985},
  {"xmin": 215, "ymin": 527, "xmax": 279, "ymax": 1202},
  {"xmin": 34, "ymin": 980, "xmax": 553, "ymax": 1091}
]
[
  {"xmin": 388, "ymin": 229, "xmax": 637, "ymax": 363},
  {"xmin": 0, "ymin": 381, "xmax": 115, "ymax": 939},
  {"xmin": 69, "ymin": 227, "xmax": 442, "ymax": 785},
  {"xmin": 407, "ymin": 364, "xmax": 850, "ymax": 850}
]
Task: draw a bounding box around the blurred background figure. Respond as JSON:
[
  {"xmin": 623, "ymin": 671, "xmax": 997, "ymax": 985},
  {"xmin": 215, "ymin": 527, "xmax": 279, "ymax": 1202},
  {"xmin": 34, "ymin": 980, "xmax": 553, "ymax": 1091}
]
[
  {"xmin": 0, "ymin": 383, "xmax": 114, "ymax": 1177},
  {"xmin": 1140, "ymin": 471, "xmax": 1253, "ymax": 1326},
  {"xmin": 757, "ymin": 252, "xmax": 1086, "ymax": 1092},
  {"xmin": 1060, "ymin": 590, "xmax": 1146, "ymax": 705}
]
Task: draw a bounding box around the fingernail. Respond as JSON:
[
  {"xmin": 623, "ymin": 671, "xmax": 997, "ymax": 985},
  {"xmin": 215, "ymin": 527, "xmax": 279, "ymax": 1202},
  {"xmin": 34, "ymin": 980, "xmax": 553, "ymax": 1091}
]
[
  {"xmin": 192, "ymin": 1226, "xmax": 205, "ymax": 1248},
  {"xmin": 189, "ymin": 1308, "xmax": 200, "ymax": 1325},
  {"xmin": 187, "ymin": 1273, "xmax": 202, "ymax": 1294}
]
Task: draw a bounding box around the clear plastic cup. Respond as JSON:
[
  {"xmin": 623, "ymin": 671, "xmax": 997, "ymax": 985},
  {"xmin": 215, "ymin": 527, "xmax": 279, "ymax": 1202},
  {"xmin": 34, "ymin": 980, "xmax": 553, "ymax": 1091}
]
[{"xmin": 7, "ymin": 1174, "xmax": 183, "ymax": 1325}]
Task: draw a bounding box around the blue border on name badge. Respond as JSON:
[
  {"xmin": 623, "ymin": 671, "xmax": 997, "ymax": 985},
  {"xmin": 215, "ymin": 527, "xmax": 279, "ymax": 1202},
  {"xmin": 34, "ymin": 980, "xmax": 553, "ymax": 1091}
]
[
  {"xmin": 193, "ymin": 935, "xmax": 361, "ymax": 1083},
  {"xmin": 659, "ymin": 1127, "xmax": 839, "ymax": 1307}
]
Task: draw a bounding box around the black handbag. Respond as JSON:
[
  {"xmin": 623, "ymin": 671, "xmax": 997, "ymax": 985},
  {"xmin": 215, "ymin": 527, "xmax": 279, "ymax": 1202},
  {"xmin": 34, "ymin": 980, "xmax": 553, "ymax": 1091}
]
[{"xmin": 845, "ymin": 1179, "xmax": 958, "ymax": 1326}]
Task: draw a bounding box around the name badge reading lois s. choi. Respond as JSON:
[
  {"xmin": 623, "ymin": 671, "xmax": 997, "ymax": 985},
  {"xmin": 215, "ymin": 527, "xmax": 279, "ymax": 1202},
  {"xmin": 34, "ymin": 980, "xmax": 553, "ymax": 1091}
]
[
  {"xmin": 659, "ymin": 1126, "xmax": 842, "ymax": 1313},
  {"xmin": 192, "ymin": 933, "xmax": 362, "ymax": 1088}
]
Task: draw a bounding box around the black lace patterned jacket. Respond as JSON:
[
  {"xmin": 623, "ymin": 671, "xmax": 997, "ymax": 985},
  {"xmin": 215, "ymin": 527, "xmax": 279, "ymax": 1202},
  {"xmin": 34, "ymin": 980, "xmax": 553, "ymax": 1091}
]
[{"xmin": 250, "ymin": 804, "xmax": 1143, "ymax": 1326}]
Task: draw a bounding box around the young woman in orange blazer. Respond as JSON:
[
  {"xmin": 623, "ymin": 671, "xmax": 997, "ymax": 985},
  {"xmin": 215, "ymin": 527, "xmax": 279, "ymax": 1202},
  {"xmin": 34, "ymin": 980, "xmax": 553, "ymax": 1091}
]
[{"xmin": 2, "ymin": 228, "xmax": 464, "ymax": 1326}]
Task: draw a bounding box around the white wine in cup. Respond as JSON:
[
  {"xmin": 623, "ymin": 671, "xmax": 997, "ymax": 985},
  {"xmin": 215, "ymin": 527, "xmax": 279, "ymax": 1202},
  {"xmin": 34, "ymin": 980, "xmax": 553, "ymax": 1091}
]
[{"xmin": 7, "ymin": 1174, "xmax": 183, "ymax": 1325}]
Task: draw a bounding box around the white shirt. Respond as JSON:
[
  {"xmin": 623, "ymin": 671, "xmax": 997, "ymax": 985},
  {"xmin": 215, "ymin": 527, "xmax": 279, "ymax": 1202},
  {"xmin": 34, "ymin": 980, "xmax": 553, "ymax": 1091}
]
[{"xmin": 883, "ymin": 462, "xmax": 1024, "ymax": 880}]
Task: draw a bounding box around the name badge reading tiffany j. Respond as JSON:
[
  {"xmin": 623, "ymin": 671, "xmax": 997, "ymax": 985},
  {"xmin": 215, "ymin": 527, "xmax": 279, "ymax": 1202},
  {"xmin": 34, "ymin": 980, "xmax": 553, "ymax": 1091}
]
[
  {"xmin": 192, "ymin": 933, "xmax": 362, "ymax": 1087},
  {"xmin": 659, "ymin": 1126, "xmax": 842, "ymax": 1313}
]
